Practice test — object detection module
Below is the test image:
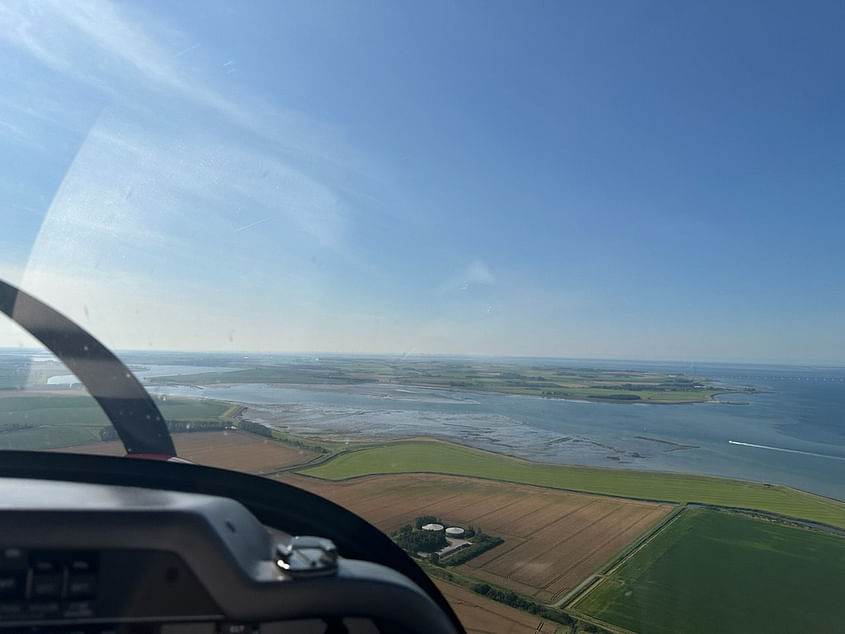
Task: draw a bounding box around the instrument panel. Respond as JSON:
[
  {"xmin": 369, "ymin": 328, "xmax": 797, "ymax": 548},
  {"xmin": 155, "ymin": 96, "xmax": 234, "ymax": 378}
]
[
  {"xmin": 0, "ymin": 547, "xmax": 217, "ymax": 624},
  {"xmin": 0, "ymin": 478, "xmax": 457, "ymax": 634}
]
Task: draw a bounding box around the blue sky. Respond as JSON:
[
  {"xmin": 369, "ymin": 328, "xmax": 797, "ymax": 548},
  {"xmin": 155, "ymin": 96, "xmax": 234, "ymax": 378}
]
[{"xmin": 0, "ymin": 1, "xmax": 843, "ymax": 362}]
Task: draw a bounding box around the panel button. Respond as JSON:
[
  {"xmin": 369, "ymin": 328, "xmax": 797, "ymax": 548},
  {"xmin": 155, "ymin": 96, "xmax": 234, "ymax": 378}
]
[
  {"xmin": 220, "ymin": 624, "xmax": 253, "ymax": 634},
  {"xmin": 27, "ymin": 600, "xmax": 60, "ymax": 617},
  {"xmin": 63, "ymin": 600, "xmax": 94, "ymax": 618},
  {"xmin": 30, "ymin": 573, "xmax": 63, "ymax": 598},
  {"xmin": 69, "ymin": 553, "xmax": 98, "ymax": 573},
  {"xmin": 0, "ymin": 573, "xmax": 25, "ymax": 599},
  {"xmin": 0, "ymin": 602, "xmax": 23, "ymax": 617},
  {"xmin": 0, "ymin": 549, "xmax": 25, "ymax": 568},
  {"xmin": 30, "ymin": 557, "xmax": 60, "ymax": 574},
  {"xmin": 67, "ymin": 574, "xmax": 97, "ymax": 599}
]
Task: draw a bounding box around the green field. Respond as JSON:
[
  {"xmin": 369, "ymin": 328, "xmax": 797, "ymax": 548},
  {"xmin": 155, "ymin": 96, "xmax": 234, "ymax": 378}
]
[
  {"xmin": 574, "ymin": 508, "xmax": 845, "ymax": 633},
  {"xmin": 151, "ymin": 358, "xmax": 742, "ymax": 404},
  {"xmin": 0, "ymin": 361, "xmax": 73, "ymax": 389},
  {"xmin": 0, "ymin": 394, "xmax": 230, "ymax": 450},
  {"xmin": 300, "ymin": 439, "xmax": 845, "ymax": 529}
]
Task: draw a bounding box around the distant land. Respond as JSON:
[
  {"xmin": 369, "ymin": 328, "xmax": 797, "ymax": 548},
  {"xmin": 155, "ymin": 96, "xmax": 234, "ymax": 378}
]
[{"xmin": 149, "ymin": 357, "xmax": 754, "ymax": 404}]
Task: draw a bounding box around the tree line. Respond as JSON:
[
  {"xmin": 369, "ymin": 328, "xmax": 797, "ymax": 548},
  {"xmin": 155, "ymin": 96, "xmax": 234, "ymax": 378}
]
[
  {"xmin": 99, "ymin": 419, "xmax": 230, "ymax": 441},
  {"xmin": 471, "ymin": 583, "xmax": 573, "ymax": 626}
]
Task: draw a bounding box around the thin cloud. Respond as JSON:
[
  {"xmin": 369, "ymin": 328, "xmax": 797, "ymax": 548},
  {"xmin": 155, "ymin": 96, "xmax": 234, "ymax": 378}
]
[
  {"xmin": 438, "ymin": 260, "xmax": 497, "ymax": 294},
  {"xmin": 234, "ymin": 218, "xmax": 272, "ymax": 233},
  {"xmin": 1, "ymin": 0, "xmax": 222, "ymax": 113},
  {"xmin": 0, "ymin": 0, "xmax": 364, "ymax": 290},
  {"xmin": 24, "ymin": 113, "xmax": 349, "ymax": 284},
  {"xmin": 0, "ymin": 0, "xmax": 367, "ymax": 175}
]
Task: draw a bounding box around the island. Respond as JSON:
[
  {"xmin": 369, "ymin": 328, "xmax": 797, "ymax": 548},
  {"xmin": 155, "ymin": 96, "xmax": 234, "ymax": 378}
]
[{"xmin": 149, "ymin": 357, "xmax": 753, "ymax": 404}]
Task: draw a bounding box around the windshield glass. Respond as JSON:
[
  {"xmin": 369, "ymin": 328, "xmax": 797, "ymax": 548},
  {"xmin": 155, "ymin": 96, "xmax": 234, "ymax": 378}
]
[
  {"xmin": 0, "ymin": 337, "xmax": 110, "ymax": 450},
  {"xmin": 0, "ymin": 327, "xmax": 246, "ymax": 462},
  {"xmin": 1, "ymin": 2, "xmax": 843, "ymax": 633}
]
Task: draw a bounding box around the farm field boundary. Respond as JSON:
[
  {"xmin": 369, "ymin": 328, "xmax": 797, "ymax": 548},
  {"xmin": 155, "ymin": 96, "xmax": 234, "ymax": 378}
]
[{"xmin": 299, "ymin": 438, "xmax": 845, "ymax": 528}]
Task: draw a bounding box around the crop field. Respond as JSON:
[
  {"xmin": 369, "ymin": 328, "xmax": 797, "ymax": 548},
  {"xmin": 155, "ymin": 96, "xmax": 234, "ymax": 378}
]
[
  {"xmin": 573, "ymin": 508, "xmax": 845, "ymax": 634},
  {"xmin": 65, "ymin": 430, "xmax": 315, "ymax": 473},
  {"xmin": 282, "ymin": 472, "xmax": 670, "ymax": 602},
  {"xmin": 0, "ymin": 392, "xmax": 231, "ymax": 450},
  {"xmin": 301, "ymin": 439, "xmax": 845, "ymax": 529},
  {"xmin": 434, "ymin": 580, "xmax": 558, "ymax": 634}
]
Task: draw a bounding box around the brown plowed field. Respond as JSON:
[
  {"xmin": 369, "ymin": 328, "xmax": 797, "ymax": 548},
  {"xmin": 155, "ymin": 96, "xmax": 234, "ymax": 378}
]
[
  {"xmin": 434, "ymin": 580, "xmax": 557, "ymax": 634},
  {"xmin": 280, "ymin": 472, "xmax": 671, "ymax": 603},
  {"xmin": 63, "ymin": 431, "xmax": 315, "ymax": 473}
]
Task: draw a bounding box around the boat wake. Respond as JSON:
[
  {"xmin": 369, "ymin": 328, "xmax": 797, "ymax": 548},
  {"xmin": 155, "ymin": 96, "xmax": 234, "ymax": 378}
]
[{"xmin": 728, "ymin": 440, "xmax": 845, "ymax": 461}]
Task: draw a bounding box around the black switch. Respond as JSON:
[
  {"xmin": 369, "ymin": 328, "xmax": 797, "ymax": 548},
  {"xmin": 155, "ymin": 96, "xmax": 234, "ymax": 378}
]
[
  {"xmin": 63, "ymin": 600, "xmax": 94, "ymax": 618},
  {"xmin": 67, "ymin": 574, "xmax": 97, "ymax": 599},
  {"xmin": 0, "ymin": 602, "xmax": 23, "ymax": 616},
  {"xmin": 30, "ymin": 573, "xmax": 63, "ymax": 598},
  {"xmin": 0, "ymin": 572, "xmax": 24, "ymax": 599},
  {"xmin": 27, "ymin": 600, "xmax": 61, "ymax": 617},
  {"xmin": 69, "ymin": 553, "xmax": 98, "ymax": 573},
  {"xmin": 0, "ymin": 548, "xmax": 25, "ymax": 568},
  {"xmin": 31, "ymin": 557, "xmax": 60, "ymax": 573}
]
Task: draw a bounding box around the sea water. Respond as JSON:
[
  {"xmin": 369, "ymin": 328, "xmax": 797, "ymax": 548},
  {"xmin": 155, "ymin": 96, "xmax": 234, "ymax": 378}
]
[{"xmin": 142, "ymin": 359, "xmax": 845, "ymax": 500}]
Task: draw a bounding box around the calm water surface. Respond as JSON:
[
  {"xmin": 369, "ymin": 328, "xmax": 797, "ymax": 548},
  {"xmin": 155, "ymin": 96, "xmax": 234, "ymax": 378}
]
[{"xmin": 146, "ymin": 359, "xmax": 845, "ymax": 500}]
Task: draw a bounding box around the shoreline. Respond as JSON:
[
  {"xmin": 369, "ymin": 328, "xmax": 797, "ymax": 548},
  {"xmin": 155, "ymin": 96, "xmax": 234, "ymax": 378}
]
[
  {"xmin": 139, "ymin": 383, "xmax": 845, "ymax": 500},
  {"xmin": 296, "ymin": 437, "xmax": 845, "ymax": 527},
  {"xmin": 148, "ymin": 378, "xmax": 753, "ymax": 405}
]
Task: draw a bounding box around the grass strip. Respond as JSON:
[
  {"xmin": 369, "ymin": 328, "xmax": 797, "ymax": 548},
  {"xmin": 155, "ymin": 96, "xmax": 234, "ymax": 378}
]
[{"xmin": 300, "ymin": 439, "xmax": 845, "ymax": 529}]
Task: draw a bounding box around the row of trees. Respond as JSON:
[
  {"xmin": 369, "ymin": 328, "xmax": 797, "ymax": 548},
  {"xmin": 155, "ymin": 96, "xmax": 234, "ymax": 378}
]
[
  {"xmin": 471, "ymin": 583, "xmax": 573, "ymax": 626},
  {"xmin": 236, "ymin": 419, "xmax": 273, "ymax": 438},
  {"xmin": 99, "ymin": 419, "xmax": 229, "ymax": 441},
  {"xmin": 414, "ymin": 515, "xmax": 439, "ymax": 529},
  {"xmin": 236, "ymin": 420, "xmax": 327, "ymax": 453},
  {"xmin": 98, "ymin": 414, "xmax": 331, "ymax": 454}
]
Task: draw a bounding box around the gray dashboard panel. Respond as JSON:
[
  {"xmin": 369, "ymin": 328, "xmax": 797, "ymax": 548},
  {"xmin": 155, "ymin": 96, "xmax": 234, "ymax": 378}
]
[{"xmin": 0, "ymin": 478, "xmax": 458, "ymax": 633}]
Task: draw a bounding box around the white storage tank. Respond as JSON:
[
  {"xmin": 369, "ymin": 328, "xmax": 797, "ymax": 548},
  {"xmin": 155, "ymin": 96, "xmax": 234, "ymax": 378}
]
[
  {"xmin": 445, "ymin": 527, "xmax": 465, "ymax": 537},
  {"xmin": 421, "ymin": 523, "xmax": 444, "ymax": 532}
]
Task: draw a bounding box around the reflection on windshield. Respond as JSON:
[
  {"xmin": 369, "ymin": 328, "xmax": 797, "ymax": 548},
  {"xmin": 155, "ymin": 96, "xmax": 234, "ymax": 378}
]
[
  {"xmin": 0, "ymin": 1, "xmax": 843, "ymax": 633},
  {"xmin": 0, "ymin": 343, "xmax": 244, "ymax": 458},
  {"xmin": 0, "ymin": 344, "xmax": 108, "ymax": 450}
]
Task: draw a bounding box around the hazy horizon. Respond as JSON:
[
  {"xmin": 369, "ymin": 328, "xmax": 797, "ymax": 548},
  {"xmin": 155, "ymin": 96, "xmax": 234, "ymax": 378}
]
[{"xmin": 4, "ymin": 344, "xmax": 843, "ymax": 369}]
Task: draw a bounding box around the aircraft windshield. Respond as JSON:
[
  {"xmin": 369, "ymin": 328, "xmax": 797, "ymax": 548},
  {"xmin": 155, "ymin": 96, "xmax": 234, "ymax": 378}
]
[{"xmin": 1, "ymin": 2, "xmax": 843, "ymax": 633}]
